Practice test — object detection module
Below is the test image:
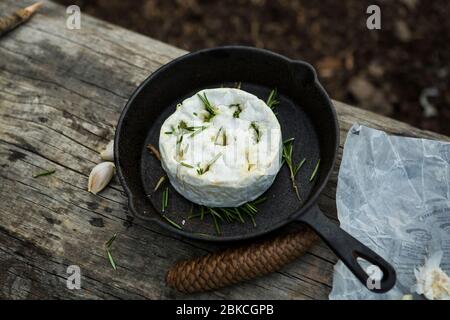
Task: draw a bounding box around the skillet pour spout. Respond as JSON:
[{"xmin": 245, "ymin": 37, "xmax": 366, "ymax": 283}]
[{"xmin": 115, "ymin": 46, "xmax": 396, "ymax": 293}]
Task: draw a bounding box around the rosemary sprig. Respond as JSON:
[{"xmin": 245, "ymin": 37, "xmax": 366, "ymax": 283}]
[
  {"xmin": 154, "ymin": 175, "xmax": 166, "ymax": 191},
  {"xmin": 105, "ymin": 233, "xmax": 117, "ymax": 270},
  {"xmin": 250, "ymin": 122, "xmax": 261, "ymax": 143},
  {"xmin": 230, "ymin": 103, "xmax": 242, "ymax": 118},
  {"xmin": 282, "ymin": 138, "xmax": 305, "ymax": 200},
  {"xmin": 162, "ymin": 187, "xmax": 169, "ymax": 212},
  {"xmin": 33, "ymin": 169, "xmax": 55, "ymax": 178},
  {"xmin": 197, "ymin": 93, "xmax": 217, "ymax": 122},
  {"xmin": 162, "ymin": 215, "xmax": 182, "ymax": 230},
  {"xmin": 310, "ymin": 159, "xmax": 320, "ymax": 182},
  {"xmin": 266, "ymin": 88, "xmax": 279, "ymax": 110},
  {"xmin": 196, "ymin": 152, "xmax": 222, "ymax": 175},
  {"xmin": 188, "ymin": 197, "xmax": 266, "ymax": 235}
]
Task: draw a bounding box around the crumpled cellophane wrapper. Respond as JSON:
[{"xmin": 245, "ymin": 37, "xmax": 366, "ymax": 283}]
[{"xmin": 329, "ymin": 124, "xmax": 450, "ymax": 300}]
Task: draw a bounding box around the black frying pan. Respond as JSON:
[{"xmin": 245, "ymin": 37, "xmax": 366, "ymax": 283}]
[{"xmin": 115, "ymin": 46, "xmax": 396, "ymax": 293}]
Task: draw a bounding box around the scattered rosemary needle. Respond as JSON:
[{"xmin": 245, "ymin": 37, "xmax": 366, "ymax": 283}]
[
  {"xmin": 146, "ymin": 144, "xmax": 161, "ymax": 161},
  {"xmin": 161, "ymin": 187, "xmax": 169, "ymax": 212},
  {"xmin": 162, "ymin": 215, "xmax": 182, "ymax": 230},
  {"xmin": 107, "ymin": 250, "xmax": 116, "ymax": 270},
  {"xmin": 105, "ymin": 233, "xmax": 117, "ymax": 270},
  {"xmin": 33, "ymin": 169, "xmax": 55, "ymax": 178},
  {"xmin": 283, "ymin": 138, "xmax": 303, "ymax": 200},
  {"xmin": 310, "ymin": 159, "xmax": 321, "ymax": 182},
  {"xmin": 212, "ymin": 214, "xmax": 221, "ymax": 235},
  {"xmin": 266, "ymin": 88, "xmax": 279, "ymax": 110},
  {"xmin": 154, "ymin": 175, "xmax": 166, "ymax": 192}
]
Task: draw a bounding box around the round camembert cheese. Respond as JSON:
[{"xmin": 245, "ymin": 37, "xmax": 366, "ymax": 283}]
[{"xmin": 159, "ymin": 88, "xmax": 282, "ymax": 207}]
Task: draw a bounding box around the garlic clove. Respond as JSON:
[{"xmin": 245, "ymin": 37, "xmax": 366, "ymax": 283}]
[
  {"xmin": 100, "ymin": 140, "xmax": 114, "ymax": 161},
  {"xmin": 88, "ymin": 162, "xmax": 115, "ymax": 194},
  {"xmin": 413, "ymin": 250, "xmax": 450, "ymax": 300}
]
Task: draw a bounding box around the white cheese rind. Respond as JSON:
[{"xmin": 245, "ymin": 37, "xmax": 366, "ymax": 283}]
[{"xmin": 159, "ymin": 88, "xmax": 282, "ymax": 207}]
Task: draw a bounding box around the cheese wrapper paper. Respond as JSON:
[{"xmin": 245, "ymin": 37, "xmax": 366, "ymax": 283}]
[{"xmin": 330, "ymin": 124, "xmax": 450, "ymax": 300}]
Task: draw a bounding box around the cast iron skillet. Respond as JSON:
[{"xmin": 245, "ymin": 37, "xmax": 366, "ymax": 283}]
[{"xmin": 115, "ymin": 46, "xmax": 396, "ymax": 293}]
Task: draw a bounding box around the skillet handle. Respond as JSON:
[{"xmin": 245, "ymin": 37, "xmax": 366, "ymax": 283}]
[{"xmin": 297, "ymin": 205, "xmax": 396, "ymax": 293}]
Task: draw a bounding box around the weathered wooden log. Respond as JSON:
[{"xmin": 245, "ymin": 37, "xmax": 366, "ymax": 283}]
[{"xmin": 0, "ymin": 0, "xmax": 447, "ymax": 299}]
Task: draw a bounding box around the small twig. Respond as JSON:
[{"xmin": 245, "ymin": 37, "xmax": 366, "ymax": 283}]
[{"xmin": 146, "ymin": 144, "xmax": 161, "ymax": 161}]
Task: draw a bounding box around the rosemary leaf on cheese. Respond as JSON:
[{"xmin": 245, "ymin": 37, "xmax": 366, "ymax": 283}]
[
  {"xmin": 197, "ymin": 93, "xmax": 217, "ymax": 122},
  {"xmin": 230, "ymin": 103, "xmax": 242, "ymax": 118},
  {"xmin": 250, "ymin": 122, "xmax": 261, "ymax": 143}
]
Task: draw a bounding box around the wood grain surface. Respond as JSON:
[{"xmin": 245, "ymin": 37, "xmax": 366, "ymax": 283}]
[{"xmin": 0, "ymin": 0, "xmax": 448, "ymax": 299}]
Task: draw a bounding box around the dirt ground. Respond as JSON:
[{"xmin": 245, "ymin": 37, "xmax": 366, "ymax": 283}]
[{"xmin": 56, "ymin": 0, "xmax": 450, "ymax": 135}]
